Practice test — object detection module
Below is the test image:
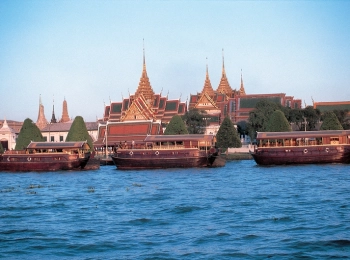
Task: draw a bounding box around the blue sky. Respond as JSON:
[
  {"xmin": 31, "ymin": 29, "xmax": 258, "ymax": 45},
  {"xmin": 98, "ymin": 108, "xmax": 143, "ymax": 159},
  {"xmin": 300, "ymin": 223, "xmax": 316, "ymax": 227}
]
[{"xmin": 1, "ymin": 0, "xmax": 350, "ymax": 122}]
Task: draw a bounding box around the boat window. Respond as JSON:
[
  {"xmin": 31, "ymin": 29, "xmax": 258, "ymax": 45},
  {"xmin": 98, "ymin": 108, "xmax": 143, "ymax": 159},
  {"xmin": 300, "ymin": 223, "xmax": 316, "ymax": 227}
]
[{"xmin": 330, "ymin": 137, "xmax": 339, "ymax": 145}]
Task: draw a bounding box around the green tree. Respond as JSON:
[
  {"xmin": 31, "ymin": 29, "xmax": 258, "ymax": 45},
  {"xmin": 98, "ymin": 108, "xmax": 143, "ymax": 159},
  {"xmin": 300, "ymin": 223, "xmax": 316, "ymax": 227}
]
[
  {"xmin": 302, "ymin": 106, "xmax": 321, "ymax": 131},
  {"xmin": 288, "ymin": 108, "xmax": 304, "ymax": 130},
  {"xmin": 0, "ymin": 142, "xmax": 4, "ymax": 153},
  {"xmin": 164, "ymin": 115, "xmax": 188, "ymax": 135},
  {"xmin": 237, "ymin": 120, "xmax": 248, "ymax": 138},
  {"xmin": 247, "ymin": 100, "xmax": 282, "ymax": 139},
  {"xmin": 15, "ymin": 118, "xmax": 45, "ymax": 150},
  {"xmin": 320, "ymin": 111, "xmax": 343, "ymax": 130},
  {"xmin": 216, "ymin": 116, "xmax": 242, "ymax": 149},
  {"xmin": 332, "ymin": 109, "xmax": 350, "ymax": 130},
  {"xmin": 66, "ymin": 116, "xmax": 94, "ymax": 151},
  {"xmin": 182, "ymin": 108, "xmax": 206, "ymax": 134},
  {"xmin": 265, "ymin": 110, "xmax": 292, "ymax": 132}
]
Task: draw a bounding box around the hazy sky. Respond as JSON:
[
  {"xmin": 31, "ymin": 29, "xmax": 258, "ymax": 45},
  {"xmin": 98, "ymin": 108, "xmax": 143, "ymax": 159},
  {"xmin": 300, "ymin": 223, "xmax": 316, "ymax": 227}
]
[{"xmin": 1, "ymin": 0, "xmax": 350, "ymax": 122}]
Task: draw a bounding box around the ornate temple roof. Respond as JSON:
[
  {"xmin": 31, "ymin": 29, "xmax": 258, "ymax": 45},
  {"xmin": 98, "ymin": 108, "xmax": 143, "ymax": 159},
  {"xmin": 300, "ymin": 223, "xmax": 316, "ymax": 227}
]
[{"xmin": 121, "ymin": 94, "xmax": 156, "ymax": 122}]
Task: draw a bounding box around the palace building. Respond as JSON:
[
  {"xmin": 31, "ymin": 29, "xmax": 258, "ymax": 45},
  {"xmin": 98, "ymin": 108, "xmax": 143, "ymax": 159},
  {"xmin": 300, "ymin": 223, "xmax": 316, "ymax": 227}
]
[
  {"xmin": 189, "ymin": 54, "xmax": 302, "ymax": 131},
  {"xmin": 94, "ymin": 49, "xmax": 187, "ymax": 147},
  {"xmin": 313, "ymin": 100, "xmax": 350, "ymax": 113}
]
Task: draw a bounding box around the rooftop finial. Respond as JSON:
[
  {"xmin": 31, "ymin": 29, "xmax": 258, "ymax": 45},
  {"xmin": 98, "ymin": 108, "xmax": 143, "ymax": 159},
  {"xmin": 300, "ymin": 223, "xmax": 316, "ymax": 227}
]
[
  {"xmin": 143, "ymin": 38, "xmax": 145, "ymax": 66},
  {"xmin": 222, "ymin": 48, "xmax": 226, "ymax": 75},
  {"xmin": 206, "ymin": 57, "xmax": 208, "ymax": 76}
]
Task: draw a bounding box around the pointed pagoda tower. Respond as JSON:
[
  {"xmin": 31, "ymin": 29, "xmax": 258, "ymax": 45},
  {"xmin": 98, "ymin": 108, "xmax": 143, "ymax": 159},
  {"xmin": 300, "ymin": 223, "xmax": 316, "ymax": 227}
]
[
  {"xmin": 134, "ymin": 43, "xmax": 155, "ymax": 104},
  {"xmin": 239, "ymin": 69, "xmax": 246, "ymax": 95},
  {"xmin": 50, "ymin": 97, "xmax": 57, "ymax": 123},
  {"xmin": 200, "ymin": 62, "xmax": 215, "ymax": 97},
  {"xmin": 60, "ymin": 98, "xmax": 70, "ymax": 123},
  {"xmin": 216, "ymin": 49, "xmax": 233, "ymax": 96},
  {"xmin": 36, "ymin": 95, "xmax": 48, "ymax": 130}
]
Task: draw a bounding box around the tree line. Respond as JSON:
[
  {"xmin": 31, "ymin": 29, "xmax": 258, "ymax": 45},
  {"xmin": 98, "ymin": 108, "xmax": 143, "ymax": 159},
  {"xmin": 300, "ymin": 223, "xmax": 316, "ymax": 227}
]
[{"xmin": 244, "ymin": 100, "xmax": 349, "ymax": 140}]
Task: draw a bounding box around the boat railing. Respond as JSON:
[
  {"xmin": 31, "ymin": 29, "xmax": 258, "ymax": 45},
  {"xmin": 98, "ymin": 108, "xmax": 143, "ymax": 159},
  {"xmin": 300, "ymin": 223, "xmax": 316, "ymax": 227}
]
[{"xmin": 258, "ymin": 142, "xmax": 344, "ymax": 148}]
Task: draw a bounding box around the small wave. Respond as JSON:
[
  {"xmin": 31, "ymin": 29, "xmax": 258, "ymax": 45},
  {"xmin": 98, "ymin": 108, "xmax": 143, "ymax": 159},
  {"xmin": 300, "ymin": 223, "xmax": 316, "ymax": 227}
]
[
  {"xmin": 172, "ymin": 205, "xmax": 202, "ymax": 214},
  {"xmin": 243, "ymin": 234, "xmax": 259, "ymax": 240},
  {"xmin": 128, "ymin": 218, "xmax": 152, "ymax": 224}
]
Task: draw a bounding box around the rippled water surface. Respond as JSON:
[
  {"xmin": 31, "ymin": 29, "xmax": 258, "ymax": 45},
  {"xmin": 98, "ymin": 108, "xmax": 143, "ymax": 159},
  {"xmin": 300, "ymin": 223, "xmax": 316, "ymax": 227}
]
[{"xmin": 1, "ymin": 160, "xmax": 350, "ymax": 259}]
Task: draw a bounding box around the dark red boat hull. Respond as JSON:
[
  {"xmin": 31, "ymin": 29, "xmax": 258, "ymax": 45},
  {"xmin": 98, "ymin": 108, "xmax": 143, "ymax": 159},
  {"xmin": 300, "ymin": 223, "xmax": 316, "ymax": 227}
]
[
  {"xmin": 111, "ymin": 148, "xmax": 217, "ymax": 170},
  {"xmin": 0, "ymin": 153, "xmax": 90, "ymax": 172},
  {"xmin": 251, "ymin": 145, "xmax": 350, "ymax": 165}
]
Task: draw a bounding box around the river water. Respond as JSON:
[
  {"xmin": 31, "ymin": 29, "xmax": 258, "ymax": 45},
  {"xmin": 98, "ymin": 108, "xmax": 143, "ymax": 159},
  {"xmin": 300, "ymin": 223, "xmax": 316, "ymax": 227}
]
[{"xmin": 1, "ymin": 160, "xmax": 349, "ymax": 259}]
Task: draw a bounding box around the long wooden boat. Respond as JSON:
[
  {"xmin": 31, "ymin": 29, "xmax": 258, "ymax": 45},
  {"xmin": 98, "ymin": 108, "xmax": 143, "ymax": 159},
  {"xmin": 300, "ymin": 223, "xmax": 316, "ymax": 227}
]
[
  {"xmin": 0, "ymin": 141, "xmax": 91, "ymax": 171},
  {"xmin": 251, "ymin": 130, "xmax": 350, "ymax": 165},
  {"xmin": 111, "ymin": 134, "xmax": 219, "ymax": 169}
]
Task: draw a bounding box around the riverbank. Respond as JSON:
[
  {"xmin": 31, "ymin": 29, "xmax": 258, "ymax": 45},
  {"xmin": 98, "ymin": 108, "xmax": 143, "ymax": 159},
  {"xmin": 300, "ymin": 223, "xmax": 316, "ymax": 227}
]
[
  {"xmin": 225, "ymin": 152, "xmax": 252, "ymax": 160},
  {"xmin": 225, "ymin": 144, "xmax": 253, "ymax": 160}
]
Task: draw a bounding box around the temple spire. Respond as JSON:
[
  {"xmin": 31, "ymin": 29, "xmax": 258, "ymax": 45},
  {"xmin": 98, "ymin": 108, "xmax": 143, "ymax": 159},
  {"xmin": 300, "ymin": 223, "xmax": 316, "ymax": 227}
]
[
  {"xmin": 239, "ymin": 69, "xmax": 246, "ymax": 95},
  {"xmin": 60, "ymin": 97, "xmax": 70, "ymax": 123},
  {"xmin": 36, "ymin": 94, "xmax": 48, "ymax": 130},
  {"xmin": 216, "ymin": 50, "xmax": 233, "ymax": 95},
  {"xmin": 50, "ymin": 95, "xmax": 57, "ymax": 123},
  {"xmin": 134, "ymin": 41, "xmax": 155, "ymax": 102},
  {"xmin": 222, "ymin": 49, "xmax": 226, "ymax": 76},
  {"xmin": 201, "ymin": 59, "xmax": 215, "ymax": 97}
]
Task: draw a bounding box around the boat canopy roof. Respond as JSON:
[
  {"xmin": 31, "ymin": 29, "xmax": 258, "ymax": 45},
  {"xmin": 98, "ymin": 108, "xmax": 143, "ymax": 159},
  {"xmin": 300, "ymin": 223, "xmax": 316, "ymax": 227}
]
[
  {"xmin": 256, "ymin": 130, "xmax": 350, "ymax": 140},
  {"xmin": 27, "ymin": 141, "xmax": 90, "ymax": 150},
  {"xmin": 144, "ymin": 134, "xmax": 215, "ymax": 142}
]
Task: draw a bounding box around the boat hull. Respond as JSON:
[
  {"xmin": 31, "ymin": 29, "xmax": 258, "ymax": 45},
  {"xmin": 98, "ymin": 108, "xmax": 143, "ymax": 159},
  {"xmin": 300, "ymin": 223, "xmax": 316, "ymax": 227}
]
[
  {"xmin": 251, "ymin": 145, "xmax": 350, "ymax": 165},
  {"xmin": 111, "ymin": 148, "xmax": 217, "ymax": 170},
  {"xmin": 0, "ymin": 153, "xmax": 90, "ymax": 172}
]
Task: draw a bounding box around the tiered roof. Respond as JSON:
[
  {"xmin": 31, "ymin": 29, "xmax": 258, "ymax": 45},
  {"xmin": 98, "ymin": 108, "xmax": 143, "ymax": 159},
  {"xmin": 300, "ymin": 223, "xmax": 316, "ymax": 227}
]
[
  {"xmin": 201, "ymin": 64, "xmax": 215, "ymax": 97},
  {"xmin": 216, "ymin": 52, "xmax": 233, "ymax": 96},
  {"xmin": 134, "ymin": 49, "xmax": 155, "ymax": 102}
]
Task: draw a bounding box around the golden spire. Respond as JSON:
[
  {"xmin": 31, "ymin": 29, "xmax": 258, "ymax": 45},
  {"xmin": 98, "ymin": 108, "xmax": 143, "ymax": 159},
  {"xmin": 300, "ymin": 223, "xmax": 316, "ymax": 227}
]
[
  {"xmin": 135, "ymin": 41, "xmax": 155, "ymax": 102},
  {"xmin": 239, "ymin": 69, "xmax": 246, "ymax": 95},
  {"xmin": 201, "ymin": 58, "xmax": 215, "ymax": 97},
  {"xmin": 217, "ymin": 49, "xmax": 233, "ymax": 95}
]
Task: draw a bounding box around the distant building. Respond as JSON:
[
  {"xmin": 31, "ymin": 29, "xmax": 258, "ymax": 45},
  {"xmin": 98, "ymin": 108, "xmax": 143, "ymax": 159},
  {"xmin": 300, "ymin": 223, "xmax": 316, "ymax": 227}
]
[
  {"xmin": 0, "ymin": 118, "xmax": 17, "ymax": 150},
  {"xmin": 41, "ymin": 121, "xmax": 98, "ymax": 143},
  {"xmin": 313, "ymin": 100, "xmax": 350, "ymax": 113}
]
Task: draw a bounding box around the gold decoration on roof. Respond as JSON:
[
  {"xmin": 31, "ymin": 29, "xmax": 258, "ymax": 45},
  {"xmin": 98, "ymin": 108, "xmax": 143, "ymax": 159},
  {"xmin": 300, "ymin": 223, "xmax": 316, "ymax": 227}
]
[
  {"xmin": 134, "ymin": 45, "xmax": 155, "ymax": 102},
  {"xmin": 217, "ymin": 49, "xmax": 233, "ymax": 96},
  {"xmin": 201, "ymin": 64, "xmax": 215, "ymax": 97}
]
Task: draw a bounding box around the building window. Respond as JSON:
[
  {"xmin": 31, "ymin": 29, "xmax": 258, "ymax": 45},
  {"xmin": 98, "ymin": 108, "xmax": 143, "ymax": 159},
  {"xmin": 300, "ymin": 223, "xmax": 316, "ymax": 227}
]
[
  {"xmin": 60, "ymin": 136, "xmax": 63, "ymax": 142},
  {"xmin": 51, "ymin": 136, "xmax": 54, "ymax": 142}
]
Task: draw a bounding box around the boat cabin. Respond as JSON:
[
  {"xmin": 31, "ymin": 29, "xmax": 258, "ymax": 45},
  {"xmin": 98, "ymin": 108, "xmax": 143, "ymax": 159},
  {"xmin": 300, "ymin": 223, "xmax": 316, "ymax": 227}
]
[
  {"xmin": 256, "ymin": 130, "xmax": 350, "ymax": 148},
  {"xmin": 25, "ymin": 141, "xmax": 91, "ymax": 156},
  {"xmin": 140, "ymin": 134, "xmax": 216, "ymax": 151}
]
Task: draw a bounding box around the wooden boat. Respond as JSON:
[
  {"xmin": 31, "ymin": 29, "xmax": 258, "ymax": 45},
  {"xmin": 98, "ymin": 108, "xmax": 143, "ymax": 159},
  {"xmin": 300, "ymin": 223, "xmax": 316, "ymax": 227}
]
[
  {"xmin": 0, "ymin": 141, "xmax": 91, "ymax": 171},
  {"xmin": 111, "ymin": 134, "xmax": 219, "ymax": 169},
  {"xmin": 251, "ymin": 130, "xmax": 350, "ymax": 165}
]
